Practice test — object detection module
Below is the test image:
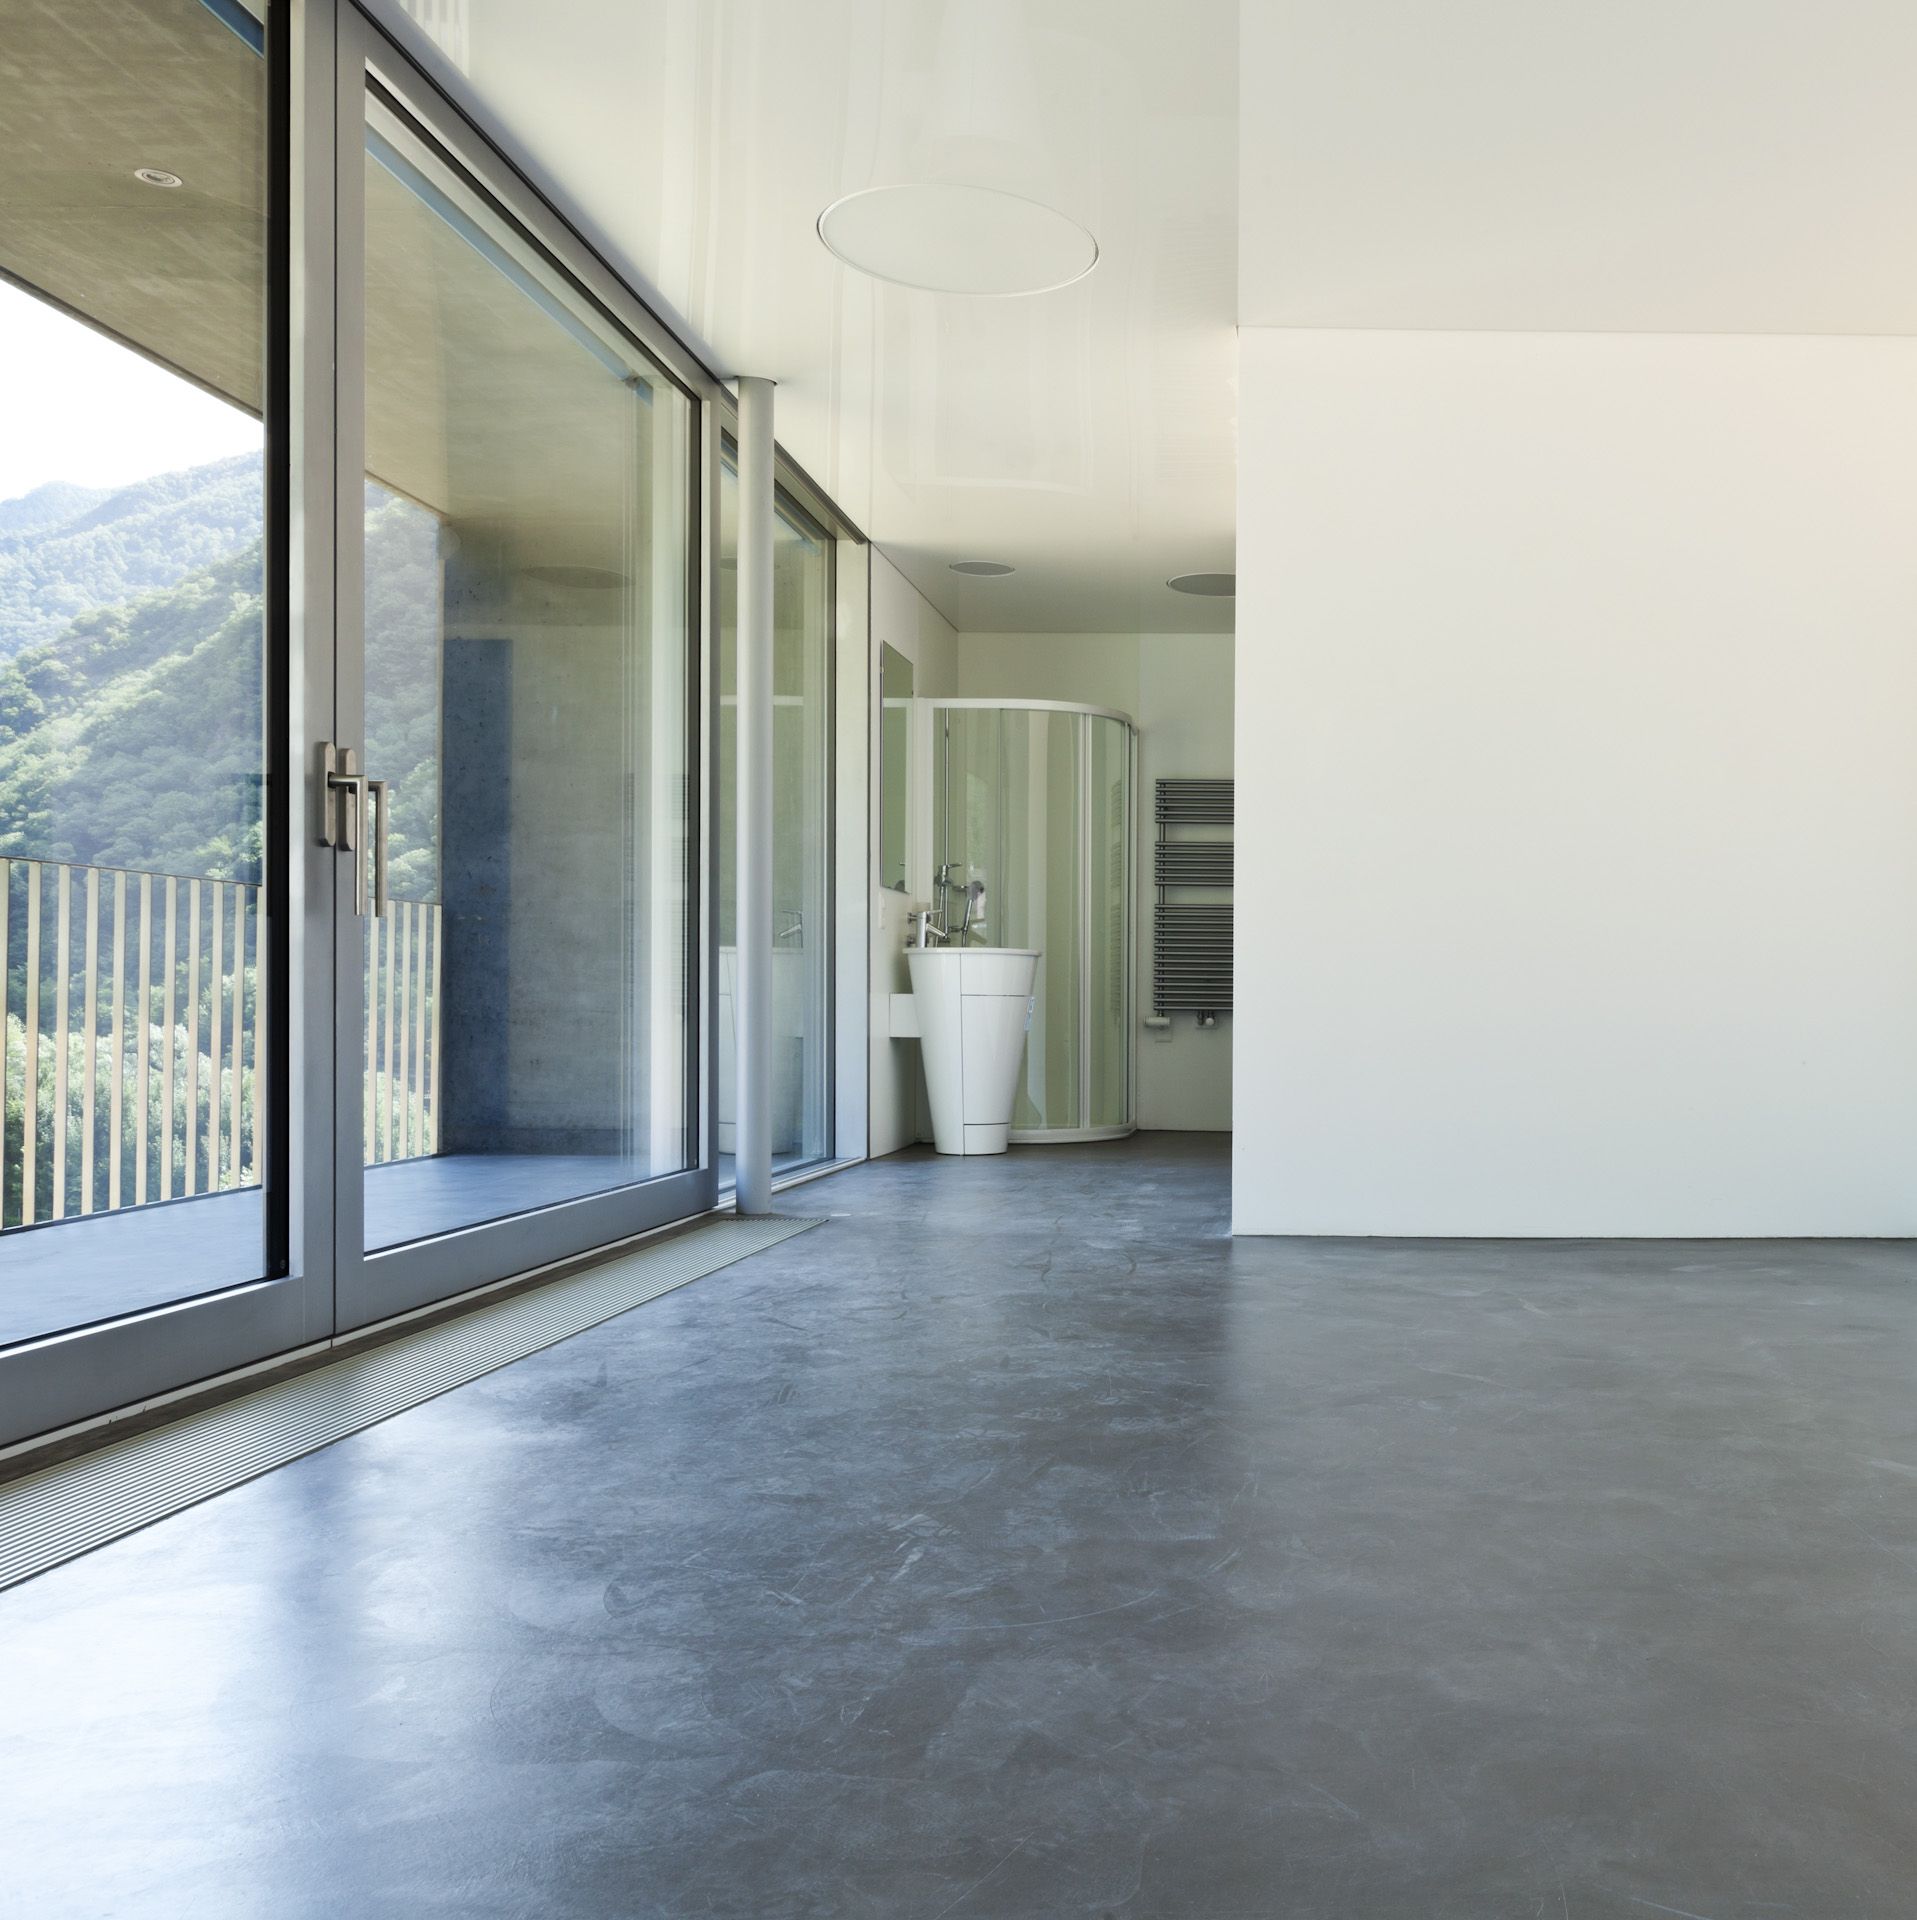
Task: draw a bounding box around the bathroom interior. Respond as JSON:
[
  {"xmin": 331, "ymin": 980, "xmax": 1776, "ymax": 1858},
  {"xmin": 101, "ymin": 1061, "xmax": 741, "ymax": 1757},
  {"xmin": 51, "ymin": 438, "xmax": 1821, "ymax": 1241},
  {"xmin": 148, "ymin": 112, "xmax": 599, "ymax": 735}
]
[{"xmin": 872, "ymin": 614, "xmax": 1235, "ymax": 1160}]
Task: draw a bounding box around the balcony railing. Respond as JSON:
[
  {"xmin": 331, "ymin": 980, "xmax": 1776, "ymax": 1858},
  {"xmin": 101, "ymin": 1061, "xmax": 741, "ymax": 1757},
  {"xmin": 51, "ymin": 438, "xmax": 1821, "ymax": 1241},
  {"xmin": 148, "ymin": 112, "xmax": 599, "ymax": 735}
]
[
  {"xmin": 2, "ymin": 855, "xmax": 441, "ymax": 1232},
  {"xmin": 363, "ymin": 893, "xmax": 443, "ymax": 1166}
]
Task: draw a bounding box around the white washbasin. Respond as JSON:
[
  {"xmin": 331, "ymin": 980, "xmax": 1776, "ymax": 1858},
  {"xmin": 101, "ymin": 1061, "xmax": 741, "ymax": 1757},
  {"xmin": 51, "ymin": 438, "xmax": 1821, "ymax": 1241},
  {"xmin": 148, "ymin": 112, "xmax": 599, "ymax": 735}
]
[{"xmin": 907, "ymin": 946, "xmax": 1040, "ymax": 1154}]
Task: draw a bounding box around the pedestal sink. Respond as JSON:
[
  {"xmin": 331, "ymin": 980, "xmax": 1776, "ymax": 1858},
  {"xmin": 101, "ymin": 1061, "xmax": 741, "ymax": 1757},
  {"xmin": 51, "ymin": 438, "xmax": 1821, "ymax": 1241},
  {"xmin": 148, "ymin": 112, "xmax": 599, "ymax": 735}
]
[{"xmin": 907, "ymin": 947, "xmax": 1040, "ymax": 1154}]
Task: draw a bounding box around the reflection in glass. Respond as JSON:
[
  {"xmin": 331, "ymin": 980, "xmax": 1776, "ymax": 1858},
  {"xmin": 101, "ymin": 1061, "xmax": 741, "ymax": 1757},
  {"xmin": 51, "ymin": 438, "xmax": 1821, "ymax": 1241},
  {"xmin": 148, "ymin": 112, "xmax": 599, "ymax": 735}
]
[
  {"xmin": 879, "ymin": 644, "xmax": 914, "ymax": 891},
  {"xmin": 360, "ymin": 103, "xmax": 693, "ymax": 1252},
  {"xmin": 0, "ymin": 0, "xmax": 270, "ymax": 1346},
  {"xmin": 717, "ymin": 467, "xmax": 834, "ymax": 1177}
]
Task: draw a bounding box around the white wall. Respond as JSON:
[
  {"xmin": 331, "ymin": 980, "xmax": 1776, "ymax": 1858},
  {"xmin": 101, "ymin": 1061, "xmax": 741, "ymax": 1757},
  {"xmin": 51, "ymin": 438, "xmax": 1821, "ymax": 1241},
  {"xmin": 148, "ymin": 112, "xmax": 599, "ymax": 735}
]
[
  {"xmin": 957, "ymin": 631, "xmax": 1235, "ymax": 1132},
  {"xmin": 868, "ymin": 551, "xmax": 958, "ymax": 1159},
  {"xmin": 1235, "ymin": 327, "xmax": 1917, "ymax": 1236}
]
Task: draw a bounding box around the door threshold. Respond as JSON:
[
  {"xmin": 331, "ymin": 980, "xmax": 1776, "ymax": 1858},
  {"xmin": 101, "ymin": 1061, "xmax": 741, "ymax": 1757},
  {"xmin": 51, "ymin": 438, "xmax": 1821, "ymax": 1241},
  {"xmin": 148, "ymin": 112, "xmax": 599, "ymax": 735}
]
[{"xmin": 0, "ymin": 1192, "xmax": 744, "ymax": 1482}]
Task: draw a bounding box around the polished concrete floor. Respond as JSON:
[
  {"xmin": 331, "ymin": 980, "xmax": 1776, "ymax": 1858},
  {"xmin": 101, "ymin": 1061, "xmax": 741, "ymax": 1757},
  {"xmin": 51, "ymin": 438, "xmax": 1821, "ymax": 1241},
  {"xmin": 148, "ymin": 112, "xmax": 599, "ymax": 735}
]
[{"xmin": 3, "ymin": 1134, "xmax": 1916, "ymax": 1916}]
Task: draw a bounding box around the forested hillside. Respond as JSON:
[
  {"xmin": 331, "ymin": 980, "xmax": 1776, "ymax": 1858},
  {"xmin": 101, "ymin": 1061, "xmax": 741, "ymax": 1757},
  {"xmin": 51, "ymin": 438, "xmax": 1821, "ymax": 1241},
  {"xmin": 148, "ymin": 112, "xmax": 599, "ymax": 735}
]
[
  {"xmin": 0, "ymin": 458, "xmax": 442, "ymax": 887},
  {"xmin": 0, "ymin": 453, "xmax": 265, "ymax": 662}
]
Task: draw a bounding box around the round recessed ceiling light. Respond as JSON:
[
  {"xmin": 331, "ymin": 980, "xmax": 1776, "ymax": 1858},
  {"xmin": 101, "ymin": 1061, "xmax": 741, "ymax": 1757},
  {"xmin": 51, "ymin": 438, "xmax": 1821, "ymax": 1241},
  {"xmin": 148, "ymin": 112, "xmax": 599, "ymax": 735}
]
[
  {"xmin": 818, "ymin": 183, "xmax": 1097, "ymax": 297},
  {"xmin": 1167, "ymin": 571, "xmax": 1235, "ymax": 597},
  {"xmin": 133, "ymin": 167, "xmax": 184, "ymax": 189},
  {"xmin": 950, "ymin": 560, "xmax": 1016, "ymax": 577}
]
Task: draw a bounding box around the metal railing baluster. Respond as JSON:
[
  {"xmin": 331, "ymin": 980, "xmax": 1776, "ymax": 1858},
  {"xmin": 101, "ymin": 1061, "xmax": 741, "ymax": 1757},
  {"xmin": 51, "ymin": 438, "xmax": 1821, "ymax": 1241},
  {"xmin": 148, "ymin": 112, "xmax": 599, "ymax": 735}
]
[
  {"xmin": 382, "ymin": 904, "xmax": 397, "ymax": 1163},
  {"xmin": 161, "ymin": 876, "xmax": 177, "ymax": 1201},
  {"xmin": 430, "ymin": 904, "xmax": 443, "ymax": 1155},
  {"xmin": 136, "ymin": 872, "xmax": 152, "ymax": 1206},
  {"xmin": 411, "ymin": 901, "xmax": 428, "ymax": 1159},
  {"xmin": 108, "ymin": 870, "xmax": 125, "ymax": 1212},
  {"xmin": 22, "ymin": 866, "xmax": 39, "ymax": 1225},
  {"xmin": 0, "ymin": 860, "xmax": 9, "ymax": 1229},
  {"xmin": 395, "ymin": 902, "xmax": 412, "ymax": 1160},
  {"xmin": 81, "ymin": 868, "xmax": 99, "ymax": 1214},
  {"xmin": 209, "ymin": 879, "xmax": 224, "ymax": 1190},
  {"xmin": 363, "ymin": 915, "xmax": 379, "ymax": 1165},
  {"xmin": 52, "ymin": 865, "xmax": 70, "ymax": 1221},
  {"xmin": 184, "ymin": 878, "xmax": 201, "ymax": 1197},
  {"xmin": 230, "ymin": 883, "xmax": 245, "ymax": 1189}
]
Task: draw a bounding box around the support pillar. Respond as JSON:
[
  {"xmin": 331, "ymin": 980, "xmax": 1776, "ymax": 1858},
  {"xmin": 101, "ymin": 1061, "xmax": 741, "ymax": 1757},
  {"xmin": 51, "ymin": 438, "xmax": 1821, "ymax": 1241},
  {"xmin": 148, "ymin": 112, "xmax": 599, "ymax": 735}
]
[{"xmin": 734, "ymin": 376, "xmax": 776, "ymax": 1213}]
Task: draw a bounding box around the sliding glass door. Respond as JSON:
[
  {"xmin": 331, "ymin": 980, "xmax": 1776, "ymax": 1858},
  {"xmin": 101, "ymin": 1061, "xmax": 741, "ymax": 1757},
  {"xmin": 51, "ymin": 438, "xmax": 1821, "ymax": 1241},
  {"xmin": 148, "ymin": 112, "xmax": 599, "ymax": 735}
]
[
  {"xmin": 332, "ymin": 18, "xmax": 708, "ymax": 1326},
  {"xmin": 0, "ymin": 0, "xmax": 328, "ymax": 1445},
  {"xmin": 716, "ymin": 464, "xmax": 834, "ymax": 1181},
  {"xmin": 0, "ymin": 0, "xmax": 798, "ymax": 1447}
]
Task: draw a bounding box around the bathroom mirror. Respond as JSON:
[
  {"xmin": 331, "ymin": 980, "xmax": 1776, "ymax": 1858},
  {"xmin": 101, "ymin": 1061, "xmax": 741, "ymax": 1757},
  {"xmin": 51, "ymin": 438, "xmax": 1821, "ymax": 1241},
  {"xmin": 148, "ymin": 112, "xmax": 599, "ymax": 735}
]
[{"xmin": 879, "ymin": 643, "xmax": 913, "ymax": 890}]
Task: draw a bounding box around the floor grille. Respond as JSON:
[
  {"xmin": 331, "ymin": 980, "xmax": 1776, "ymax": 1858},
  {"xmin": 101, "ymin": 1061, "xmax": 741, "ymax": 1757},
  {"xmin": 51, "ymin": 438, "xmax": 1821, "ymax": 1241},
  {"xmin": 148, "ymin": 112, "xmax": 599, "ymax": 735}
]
[{"xmin": 0, "ymin": 1213, "xmax": 821, "ymax": 1591}]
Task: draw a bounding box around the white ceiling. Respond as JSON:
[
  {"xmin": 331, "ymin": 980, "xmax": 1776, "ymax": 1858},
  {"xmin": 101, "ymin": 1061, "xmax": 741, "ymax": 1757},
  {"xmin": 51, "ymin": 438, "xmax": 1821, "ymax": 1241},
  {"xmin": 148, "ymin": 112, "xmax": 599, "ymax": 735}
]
[
  {"xmin": 393, "ymin": 0, "xmax": 1238, "ymax": 635},
  {"xmin": 1241, "ymin": 0, "xmax": 1917, "ymax": 336}
]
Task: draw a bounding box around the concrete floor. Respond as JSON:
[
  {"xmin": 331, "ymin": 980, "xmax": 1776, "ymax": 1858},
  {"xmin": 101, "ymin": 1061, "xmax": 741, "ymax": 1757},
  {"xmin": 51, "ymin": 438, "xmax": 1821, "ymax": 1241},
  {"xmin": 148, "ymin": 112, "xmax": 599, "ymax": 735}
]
[{"xmin": 2, "ymin": 1134, "xmax": 1915, "ymax": 1916}]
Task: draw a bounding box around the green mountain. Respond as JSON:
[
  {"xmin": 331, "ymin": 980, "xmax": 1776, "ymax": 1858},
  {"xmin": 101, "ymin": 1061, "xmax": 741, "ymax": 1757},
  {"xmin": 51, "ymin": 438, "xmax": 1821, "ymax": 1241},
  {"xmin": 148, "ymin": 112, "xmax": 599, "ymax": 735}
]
[
  {"xmin": 0, "ymin": 453, "xmax": 266, "ymax": 663},
  {"xmin": 0, "ymin": 480, "xmax": 112, "ymax": 540},
  {"xmin": 0, "ymin": 459, "xmax": 442, "ymax": 888}
]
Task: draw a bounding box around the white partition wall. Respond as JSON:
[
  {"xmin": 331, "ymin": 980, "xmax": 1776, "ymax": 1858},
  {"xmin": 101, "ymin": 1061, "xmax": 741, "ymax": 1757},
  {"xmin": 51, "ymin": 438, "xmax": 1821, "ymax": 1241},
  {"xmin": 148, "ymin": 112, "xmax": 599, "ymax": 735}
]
[{"xmin": 1234, "ymin": 328, "xmax": 1917, "ymax": 1237}]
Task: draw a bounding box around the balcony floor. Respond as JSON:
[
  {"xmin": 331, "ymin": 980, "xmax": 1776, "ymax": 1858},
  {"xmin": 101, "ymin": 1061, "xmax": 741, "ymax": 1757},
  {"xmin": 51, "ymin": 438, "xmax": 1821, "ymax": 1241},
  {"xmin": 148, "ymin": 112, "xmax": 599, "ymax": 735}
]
[{"xmin": 0, "ymin": 1153, "xmax": 658, "ymax": 1349}]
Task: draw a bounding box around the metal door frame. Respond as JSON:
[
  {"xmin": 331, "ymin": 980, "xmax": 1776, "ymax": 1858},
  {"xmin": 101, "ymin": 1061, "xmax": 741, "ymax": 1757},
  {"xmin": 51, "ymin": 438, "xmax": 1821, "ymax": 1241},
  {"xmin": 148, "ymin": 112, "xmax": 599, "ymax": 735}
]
[
  {"xmin": 328, "ymin": 0, "xmax": 717, "ymax": 1330},
  {"xmin": 0, "ymin": 0, "xmax": 338, "ymax": 1449}
]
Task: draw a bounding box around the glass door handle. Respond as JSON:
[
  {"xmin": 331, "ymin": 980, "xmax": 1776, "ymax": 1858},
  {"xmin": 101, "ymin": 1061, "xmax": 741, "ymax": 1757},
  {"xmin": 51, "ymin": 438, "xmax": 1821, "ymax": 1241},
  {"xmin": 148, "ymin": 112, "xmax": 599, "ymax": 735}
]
[{"xmin": 319, "ymin": 743, "xmax": 390, "ymax": 919}]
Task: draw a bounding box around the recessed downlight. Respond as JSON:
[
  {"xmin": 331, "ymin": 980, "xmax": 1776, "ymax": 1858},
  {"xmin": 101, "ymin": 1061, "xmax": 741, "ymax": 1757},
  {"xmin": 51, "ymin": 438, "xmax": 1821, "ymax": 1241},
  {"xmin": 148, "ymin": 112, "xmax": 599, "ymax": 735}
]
[
  {"xmin": 950, "ymin": 560, "xmax": 1016, "ymax": 578},
  {"xmin": 133, "ymin": 167, "xmax": 184, "ymax": 189},
  {"xmin": 1167, "ymin": 571, "xmax": 1235, "ymax": 597},
  {"xmin": 818, "ymin": 183, "xmax": 1097, "ymax": 297}
]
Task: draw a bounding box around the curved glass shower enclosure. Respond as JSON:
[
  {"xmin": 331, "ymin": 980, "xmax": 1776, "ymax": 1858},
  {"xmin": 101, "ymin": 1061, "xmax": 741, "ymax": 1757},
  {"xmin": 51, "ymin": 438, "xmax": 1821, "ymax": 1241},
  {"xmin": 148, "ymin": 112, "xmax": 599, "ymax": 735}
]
[{"xmin": 923, "ymin": 701, "xmax": 1136, "ymax": 1141}]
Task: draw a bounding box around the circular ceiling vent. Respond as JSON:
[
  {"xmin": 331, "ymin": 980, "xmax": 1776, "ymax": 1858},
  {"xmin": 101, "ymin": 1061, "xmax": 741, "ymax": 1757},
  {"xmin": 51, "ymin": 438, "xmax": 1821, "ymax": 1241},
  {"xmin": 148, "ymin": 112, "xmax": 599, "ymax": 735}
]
[
  {"xmin": 818, "ymin": 184, "xmax": 1097, "ymax": 297},
  {"xmin": 950, "ymin": 560, "xmax": 1016, "ymax": 577},
  {"xmin": 133, "ymin": 167, "xmax": 184, "ymax": 189},
  {"xmin": 1167, "ymin": 572, "xmax": 1235, "ymax": 597}
]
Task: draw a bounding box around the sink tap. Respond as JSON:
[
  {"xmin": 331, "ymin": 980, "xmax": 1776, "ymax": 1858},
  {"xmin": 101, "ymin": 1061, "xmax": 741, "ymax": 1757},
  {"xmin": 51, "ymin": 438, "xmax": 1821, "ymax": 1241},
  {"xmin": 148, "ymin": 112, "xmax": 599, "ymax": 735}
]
[{"xmin": 910, "ymin": 908, "xmax": 948, "ymax": 949}]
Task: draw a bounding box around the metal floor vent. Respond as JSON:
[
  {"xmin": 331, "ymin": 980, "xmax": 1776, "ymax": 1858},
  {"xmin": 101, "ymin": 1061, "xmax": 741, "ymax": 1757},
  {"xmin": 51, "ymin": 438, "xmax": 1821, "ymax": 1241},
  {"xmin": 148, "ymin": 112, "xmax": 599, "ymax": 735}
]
[{"xmin": 0, "ymin": 1214, "xmax": 821, "ymax": 1591}]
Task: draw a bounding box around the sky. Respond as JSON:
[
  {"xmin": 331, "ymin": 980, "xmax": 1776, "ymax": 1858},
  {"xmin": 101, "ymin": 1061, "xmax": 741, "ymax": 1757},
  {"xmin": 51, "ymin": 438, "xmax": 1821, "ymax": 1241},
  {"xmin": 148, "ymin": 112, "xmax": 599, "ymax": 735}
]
[{"xmin": 0, "ymin": 278, "xmax": 261, "ymax": 507}]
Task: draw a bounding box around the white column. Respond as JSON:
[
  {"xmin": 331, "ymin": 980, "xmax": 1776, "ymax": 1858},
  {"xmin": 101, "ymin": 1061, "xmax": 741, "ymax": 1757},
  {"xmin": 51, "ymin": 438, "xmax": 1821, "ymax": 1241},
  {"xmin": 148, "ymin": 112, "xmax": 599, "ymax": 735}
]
[{"xmin": 734, "ymin": 376, "xmax": 776, "ymax": 1213}]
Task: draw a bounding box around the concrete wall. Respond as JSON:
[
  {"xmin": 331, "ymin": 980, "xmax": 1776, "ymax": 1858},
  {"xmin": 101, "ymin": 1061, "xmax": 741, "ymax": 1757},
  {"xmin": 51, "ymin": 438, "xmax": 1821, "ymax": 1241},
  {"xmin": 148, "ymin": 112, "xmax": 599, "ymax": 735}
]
[
  {"xmin": 868, "ymin": 551, "xmax": 958, "ymax": 1159},
  {"xmin": 956, "ymin": 630, "xmax": 1235, "ymax": 1132},
  {"xmin": 1234, "ymin": 327, "xmax": 1917, "ymax": 1236}
]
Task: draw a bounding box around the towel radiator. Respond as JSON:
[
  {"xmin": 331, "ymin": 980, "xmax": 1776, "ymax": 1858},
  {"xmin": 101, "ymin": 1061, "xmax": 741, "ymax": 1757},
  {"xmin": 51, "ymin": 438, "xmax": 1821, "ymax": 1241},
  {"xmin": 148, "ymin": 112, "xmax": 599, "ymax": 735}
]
[{"xmin": 1152, "ymin": 778, "xmax": 1232, "ymax": 1022}]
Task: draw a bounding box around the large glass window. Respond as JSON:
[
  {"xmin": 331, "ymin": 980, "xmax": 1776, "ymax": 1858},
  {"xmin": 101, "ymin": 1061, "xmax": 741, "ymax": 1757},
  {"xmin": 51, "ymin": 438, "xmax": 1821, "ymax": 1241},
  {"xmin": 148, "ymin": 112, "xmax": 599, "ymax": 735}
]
[
  {"xmin": 0, "ymin": 0, "xmax": 272, "ymax": 1346},
  {"xmin": 717, "ymin": 465, "xmax": 833, "ymax": 1178},
  {"xmin": 357, "ymin": 98, "xmax": 695, "ymax": 1254}
]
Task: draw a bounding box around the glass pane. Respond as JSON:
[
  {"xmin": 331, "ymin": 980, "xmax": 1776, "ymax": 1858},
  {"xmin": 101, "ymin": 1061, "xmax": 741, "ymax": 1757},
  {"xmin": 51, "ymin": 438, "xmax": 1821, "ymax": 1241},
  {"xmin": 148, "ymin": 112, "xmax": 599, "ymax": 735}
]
[
  {"xmin": 360, "ymin": 102, "xmax": 693, "ymax": 1252},
  {"xmin": 934, "ymin": 708, "xmax": 1081, "ymax": 1130},
  {"xmin": 879, "ymin": 644, "xmax": 913, "ymax": 891},
  {"xmin": 716, "ymin": 466, "xmax": 834, "ymax": 1179},
  {"xmin": 1087, "ymin": 718, "xmax": 1131, "ymax": 1128},
  {"xmin": 0, "ymin": 0, "xmax": 271, "ymax": 1345}
]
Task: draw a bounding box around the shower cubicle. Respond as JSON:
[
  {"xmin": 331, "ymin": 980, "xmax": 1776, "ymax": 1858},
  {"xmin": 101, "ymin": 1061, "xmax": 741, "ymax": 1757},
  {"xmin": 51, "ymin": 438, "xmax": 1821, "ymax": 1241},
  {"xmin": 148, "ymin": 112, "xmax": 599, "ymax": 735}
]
[{"xmin": 907, "ymin": 699, "xmax": 1137, "ymax": 1142}]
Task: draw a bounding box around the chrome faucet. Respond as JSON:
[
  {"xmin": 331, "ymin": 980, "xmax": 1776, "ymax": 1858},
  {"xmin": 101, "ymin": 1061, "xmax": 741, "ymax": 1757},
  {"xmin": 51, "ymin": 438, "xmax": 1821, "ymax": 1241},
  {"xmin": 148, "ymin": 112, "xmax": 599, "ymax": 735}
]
[{"xmin": 910, "ymin": 907, "xmax": 948, "ymax": 948}]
